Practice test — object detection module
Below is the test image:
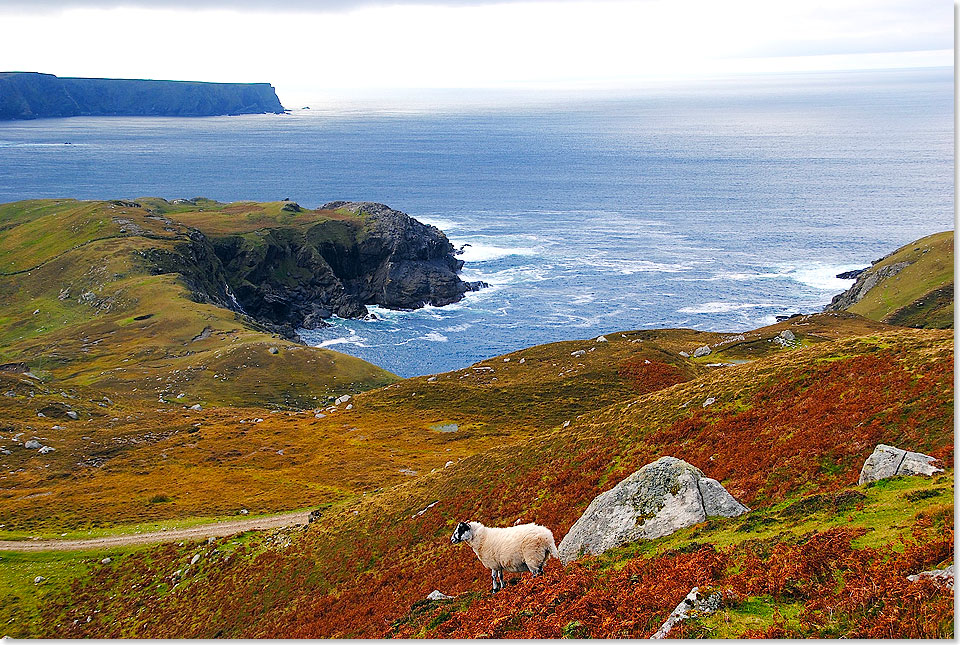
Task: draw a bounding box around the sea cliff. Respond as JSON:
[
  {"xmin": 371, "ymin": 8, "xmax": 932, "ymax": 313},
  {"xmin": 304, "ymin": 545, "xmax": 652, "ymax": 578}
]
[{"xmin": 0, "ymin": 72, "xmax": 284, "ymax": 119}]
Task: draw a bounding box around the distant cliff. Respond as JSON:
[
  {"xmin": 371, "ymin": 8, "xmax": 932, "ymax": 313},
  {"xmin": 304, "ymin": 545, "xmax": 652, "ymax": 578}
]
[{"xmin": 0, "ymin": 72, "xmax": 285, "ymax": 120}]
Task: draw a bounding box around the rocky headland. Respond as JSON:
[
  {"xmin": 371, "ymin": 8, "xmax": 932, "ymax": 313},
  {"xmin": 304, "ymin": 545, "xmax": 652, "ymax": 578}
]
[
  {"xmin": 0, "ymin": 72, "xmax": 284, "ymax": 119},
  {"xmin": 139, "ymin": 199, "xmax": 484, "ymax": 339}
]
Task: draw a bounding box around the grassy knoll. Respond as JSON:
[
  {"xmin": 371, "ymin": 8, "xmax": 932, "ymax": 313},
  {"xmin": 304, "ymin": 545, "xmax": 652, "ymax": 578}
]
[
  {"xmin": 844, "ymin": 230, "xmax": 953, "ymax": 329},
  {"xmin": 0, "ymin": 204, "xmax": 952, "ymax": 639},
  {"xmin": 4, "ymin": 325, "xmax": 947, "ymax": 639}
]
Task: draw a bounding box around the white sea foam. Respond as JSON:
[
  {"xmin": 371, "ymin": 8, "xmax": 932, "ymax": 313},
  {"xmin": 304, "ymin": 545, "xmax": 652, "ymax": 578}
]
[
  {"xmin": 678, "ymin": 302, "xmax": 778, "ymax": 314},
  {"xmin": 443, "ymin": 323, "xmax": 472, "ymax": 332},
  {"xmin": 416, "ymin": 215, "xmax": 461, "ymax": 231},
  {"xmin": 784, "ymin": 264, "xmax": 863, "ymax": 291},
  {"xmin": 317, "ymin": 336, "xmax": 370, "ymax": 348},
  {"xmin": 420, "ymin": 331, "xmax": 449, "ymax": 342},
  {"xmin": 457, "ymin": 243, "xmax": 538, "ymax": 263}
]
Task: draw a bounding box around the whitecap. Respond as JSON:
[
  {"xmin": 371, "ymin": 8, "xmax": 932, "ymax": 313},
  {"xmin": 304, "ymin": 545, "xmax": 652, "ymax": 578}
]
[
  {"xmin": 317, "ymin": 337, "xmax": 370, "ymax": 348},
  {"xmin": 781, "ymin": 264, "xmax": 864, "ymax": 291},
  {"xmin": 420, "ymin": 331, "xmax": 449, "ymax": 342},
  {"xmin": 416, "ymin": 215, "xmax": 461, "ymax": 231},
  {"xmin": 677, "ymin": 302, "xmax": 779, "ymax": 314},
  {"xmin": 457, "ymin": 243, "xmax": 538, "ymax": 263}
]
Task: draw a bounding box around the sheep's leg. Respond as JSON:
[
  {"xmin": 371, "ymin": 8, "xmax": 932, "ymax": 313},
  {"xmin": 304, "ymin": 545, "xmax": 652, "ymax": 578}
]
[{"xmin": 491, "ymin": 569, "xmax": 501, "ymax": 593}]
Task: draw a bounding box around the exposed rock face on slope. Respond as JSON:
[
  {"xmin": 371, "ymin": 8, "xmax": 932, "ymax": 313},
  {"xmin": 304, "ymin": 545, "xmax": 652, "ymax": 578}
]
[
  {"xmin": 208, "ymin": 202, "xmax": 481, "ymax": 334},
  {"xmin": 824, "ymin": 230, "xmax": 953, "ymax": 329},
  {"xmin": 0, "ymin": 72, "xmax": 284, "ymax": 119},
  {"xmin": 826, "ymin": 261, "xmax": 911, "ymax": 311},
  {"xmin": 858, "ymin": 444, "xmax": 943, "ymax": 485},
  {"xmin": 557, "ymin": 456, "xmax": 748, "ymax": 563},
  {"xmin": 147, "ymin": 200, "xmax": 482, "ymax": 338}
]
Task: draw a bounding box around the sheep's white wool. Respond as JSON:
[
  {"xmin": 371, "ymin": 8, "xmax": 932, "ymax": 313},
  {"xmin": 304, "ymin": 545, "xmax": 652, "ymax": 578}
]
[{"xmin": 457, "ymin": 521, "xmax": 559, "ymax": 577}]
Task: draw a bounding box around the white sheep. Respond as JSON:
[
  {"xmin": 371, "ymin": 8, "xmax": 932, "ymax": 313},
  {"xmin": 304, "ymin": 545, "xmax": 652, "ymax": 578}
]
[{"xmin": 450, "ymin": 521, "xmax": 559, "ymax": 592}]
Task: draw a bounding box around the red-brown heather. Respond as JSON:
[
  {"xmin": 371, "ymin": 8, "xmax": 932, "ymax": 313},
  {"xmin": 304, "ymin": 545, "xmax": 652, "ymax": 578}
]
[{"xmin": 33, "ymin": 329, "xmax": 953, "ymax": 639}]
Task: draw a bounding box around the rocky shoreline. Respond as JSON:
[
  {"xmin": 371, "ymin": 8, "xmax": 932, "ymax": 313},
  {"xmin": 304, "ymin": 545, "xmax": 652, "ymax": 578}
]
[{"xmin": 151, "ymin": 201, "xmax": 485, "ymax": 340}]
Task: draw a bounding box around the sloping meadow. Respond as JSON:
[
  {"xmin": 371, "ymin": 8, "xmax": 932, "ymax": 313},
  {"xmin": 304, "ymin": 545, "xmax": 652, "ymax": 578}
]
[{"xmin": 35, "ymin": 327, "xmax": 953, "ymax": 638}]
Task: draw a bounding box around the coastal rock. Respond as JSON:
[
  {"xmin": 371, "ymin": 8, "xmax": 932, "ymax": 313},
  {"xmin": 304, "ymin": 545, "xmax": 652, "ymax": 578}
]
[
  {"xmin": 858, "ymin": 444, "xmax": 942, "ymax": 485},
  {"xmin": 693, "ymin": 346, "xmax": 711, "ymax": 358},
  {"xmin": 177, "ymin": 201, "xmax": 478, "ymax": 334},
  {"xmin": 557, "ymin": 456, "xmax": 748, "ymax": 563},
  {"xmin": 825, "ymin": 261, "xmax": 911, "ymax": 312},
  {"xmin": 0, "ymin": 72, "xmax": 285, "ymax": 120},
  {"xmin": 836, "ymin": 268, "xmax": 867, "ymax": 280}
]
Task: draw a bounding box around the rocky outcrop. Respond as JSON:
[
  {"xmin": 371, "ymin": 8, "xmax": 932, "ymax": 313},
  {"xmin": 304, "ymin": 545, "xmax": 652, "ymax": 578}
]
[
  {"xmin": 557, "ymin": 456, "xmax": 748, "ymax": 563},
  {"xmin": 651, "ymin": 587, "xmax": 722, "ymax": 639},
  {"xmin": 824, "ymin": 261, "xmax": 911, "ymax": 312},
  {"xmin": 858, "ymin": 444, "xmax": 943, "ymax": 485},
  {"xmin": 151, "ymin": 202, "xmax": 481, "ymax": 338},
  {"xmin": 0, "ymin": 72, "xmax": 284, "ymax": 120},
  {"xmin": 907, "ymin": 564, "xmax": 954, "ymax": 590}
]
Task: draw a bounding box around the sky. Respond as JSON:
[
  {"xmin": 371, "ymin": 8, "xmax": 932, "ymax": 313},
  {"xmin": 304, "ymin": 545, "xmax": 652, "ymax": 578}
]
[{"xmin": 0, "ymin": 0, "xmax": 951, "ymax": 105}]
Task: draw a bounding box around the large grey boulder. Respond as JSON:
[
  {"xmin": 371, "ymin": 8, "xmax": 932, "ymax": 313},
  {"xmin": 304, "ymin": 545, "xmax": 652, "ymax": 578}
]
[
  {"xmin": 557, "ymin": 456, "xmax": 748, "ymax": 563},
  {"xmin": 858, "ymin": 444, "xmax": 942, "ymax": 485}
]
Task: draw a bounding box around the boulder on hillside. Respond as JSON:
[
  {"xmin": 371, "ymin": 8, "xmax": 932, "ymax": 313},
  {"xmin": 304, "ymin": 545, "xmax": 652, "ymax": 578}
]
[
  {"xmin": 557, "ymin": 456, "xmax": 748, "ymax": 563},
  {"xmin": 858, "ymin": 444, "xmax": 943, "ymax": 485},
  {"xmin": 907, "ymin": 564, "xmax": 954, "ymax": 590}
]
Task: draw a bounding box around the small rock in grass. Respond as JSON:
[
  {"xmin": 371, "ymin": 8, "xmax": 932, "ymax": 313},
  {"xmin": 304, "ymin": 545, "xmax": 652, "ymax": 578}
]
[
  {"xmin": 240, "ymin": 509, "xmax": 249, "ymax": 515},
  {"xmin": 189, "ymin": 404, "xmax": 202, "ymax": 411},
  {"xmin": 66, "ymin": 410, "xmax": 79, "ymax": 420},
  {"xmin": 24, "ymin": 439, "xmax": 41, "ymax": 450},
  {"xmin": 190, "ymin": 553, "xmax": 201, "ymax": 565},
  {"xmin": 34, "ymin": 576, "xmax": 45, "ymax": 584},
  {"xmin": 268, "ymin": 346, "xmax": 279, "ymax": 354},
  {"xmin": 595, "ymin": 335, "xmax": 607, "ymax": 342},
  {"xmin": 693, "ymin": 345, "xmax": 711, "ymax": 358},
  {"xmin": 702, "ymin": 398, "xmax": 716, "ymax": 408},
  {"xmin": 101, "ymin": 557, "xmax": 112, "ymax": 564},
  {"xmin": 38, "ymin": 446, "xmax": 55, "ymax": 454},
  {"xmin": 426, "ymin": 590, "xmax": 453, "ymax": 601}
]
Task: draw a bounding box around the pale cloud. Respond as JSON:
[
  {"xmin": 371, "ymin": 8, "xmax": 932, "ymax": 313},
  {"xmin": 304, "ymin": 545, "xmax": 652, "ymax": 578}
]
[{"xmin": 0, "ymin": 0, "xmax": 950, "ymax": 100}]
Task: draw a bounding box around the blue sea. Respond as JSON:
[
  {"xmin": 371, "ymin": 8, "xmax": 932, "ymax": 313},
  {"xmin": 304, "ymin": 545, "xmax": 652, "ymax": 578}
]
[{"xmin": 0, "ymin": 68, "xmax": 952, "ymax": 377}]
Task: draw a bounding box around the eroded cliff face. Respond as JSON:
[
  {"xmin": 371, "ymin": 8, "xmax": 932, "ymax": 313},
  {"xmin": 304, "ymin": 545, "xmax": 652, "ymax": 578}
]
[
  {"xmin": 159, "ymin": 202, "xmax": 481, "ymax": 339},
  {"xmin": 0, "ymin": 72, "xmax": 284, "ymax": 119}
]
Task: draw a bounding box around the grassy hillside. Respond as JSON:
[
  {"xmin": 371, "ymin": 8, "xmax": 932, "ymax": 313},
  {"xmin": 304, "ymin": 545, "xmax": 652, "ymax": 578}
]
[
  {"xmin": 0, "ymin": 209, "xmax": 953, "ymax": 639},
  {"xmin": 2, "ymin": 324, "xmax": 951, "ymax": 638},
  {"xmin": 831, "ymin": 230, "xmax": 953, "ymax": 329}
]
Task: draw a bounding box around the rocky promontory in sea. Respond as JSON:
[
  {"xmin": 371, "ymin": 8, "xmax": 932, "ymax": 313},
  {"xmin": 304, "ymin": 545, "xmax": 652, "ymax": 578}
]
[
  {"xmin": 142, "ymin": 199, "xmax": 485, "ymax": 339},
  {"xmin": 0, "ymin": 72, "xmax": 284, "ymax": 119}
]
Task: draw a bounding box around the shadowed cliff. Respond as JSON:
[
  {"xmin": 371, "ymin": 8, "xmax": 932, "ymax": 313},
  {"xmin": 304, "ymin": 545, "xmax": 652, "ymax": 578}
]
[{"xmin": 0, "ymin": 72, "xmax": 285, "ymax": 119}]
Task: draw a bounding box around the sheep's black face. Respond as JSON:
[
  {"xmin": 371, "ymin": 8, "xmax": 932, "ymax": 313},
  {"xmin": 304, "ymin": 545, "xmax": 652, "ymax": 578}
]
[{"xmin": 451, "ymin": 521, "xmax": 471, "ymax": 544}]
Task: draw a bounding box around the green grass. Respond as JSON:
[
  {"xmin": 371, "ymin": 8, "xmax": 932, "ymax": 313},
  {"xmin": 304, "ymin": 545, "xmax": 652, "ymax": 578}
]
[
  {"xmin": 597, "ymin": 472, "xmax": 954, "ymax": 567},
  {"xmin": 847, "ymin": 230, "xmax": 953, "ymax": 329}
]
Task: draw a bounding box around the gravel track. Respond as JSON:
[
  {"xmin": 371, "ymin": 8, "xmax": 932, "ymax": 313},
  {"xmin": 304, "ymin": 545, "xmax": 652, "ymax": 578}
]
[{"xmin": 0, "ymin": 512, "xmax": 311, "ymax": 552}]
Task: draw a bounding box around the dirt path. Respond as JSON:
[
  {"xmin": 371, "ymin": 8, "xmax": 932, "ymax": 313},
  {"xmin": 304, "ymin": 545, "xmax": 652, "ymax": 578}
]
[{"xmin": 0, "ymin": 511, "xmax": 311, "ymax": 552}]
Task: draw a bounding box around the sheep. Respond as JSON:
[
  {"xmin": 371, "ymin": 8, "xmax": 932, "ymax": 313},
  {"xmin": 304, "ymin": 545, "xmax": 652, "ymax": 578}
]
[{"xmin": 450, "ymin": 521, "xmax": 559, "ymax": 592}]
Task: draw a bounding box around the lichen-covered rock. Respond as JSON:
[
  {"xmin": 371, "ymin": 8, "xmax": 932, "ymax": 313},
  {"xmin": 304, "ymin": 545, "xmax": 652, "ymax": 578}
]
[
  {"xmin": 907, "ymin": 564, "xmax": 954, "ymax": 590},
  {"xmin": 858, "ymin": 444, "xmax": 942, "ymax": 485},
  {"xmin": 557, "ymin": 456, "xmax": 748, "ymax": 563},
  {"xmin": 651, "ymin": 587, "xmax": 722, "ymax": 639}
]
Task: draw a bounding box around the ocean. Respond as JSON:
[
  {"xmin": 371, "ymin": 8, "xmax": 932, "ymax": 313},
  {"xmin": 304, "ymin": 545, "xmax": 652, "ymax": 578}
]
[{"xmin": 0, "ymin": 68, "xmax": 952, "ymax": 377}]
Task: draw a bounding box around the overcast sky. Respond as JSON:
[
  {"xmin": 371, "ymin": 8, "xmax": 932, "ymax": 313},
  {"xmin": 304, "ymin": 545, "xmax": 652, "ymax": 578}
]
[{"xmin": 0, "ymin": 0, "xmax": 951, "ymax": 104}]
